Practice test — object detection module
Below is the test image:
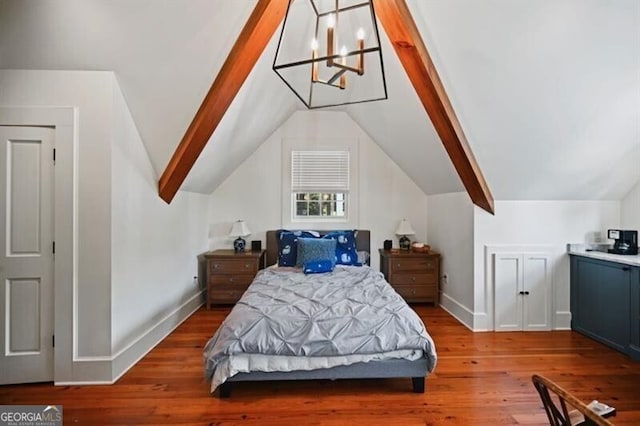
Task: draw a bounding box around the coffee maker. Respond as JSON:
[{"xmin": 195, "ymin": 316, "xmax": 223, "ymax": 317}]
[{"xmin": 607, "ymin": 229, "xmax": 638, "ymax": 255}]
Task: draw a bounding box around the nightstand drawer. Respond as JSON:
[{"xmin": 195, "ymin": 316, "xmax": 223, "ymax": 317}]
[
  {"xmin": 209, "ymin": 288, "xmax": 247, "ymax": 304},
  {"xmin": 210, "ymin": 259, "xmax": 258, "ymax": 274},
  {"xmin": 209, "ymin": 274, "xmax": 255, "ymax": 288},
  {"xmin": 390, "ymin": 258, "xmax": 436, "ymax": 272},
  {"xmin": 379, "ymin": 249, "xmax": 441, "ymax": 305},
  {"xmin": 392, "ymin": 273, "xmax": 437, "ymax": 286},
  {"xmin": 203, "ymin": 249, "xmax": 266, "ymax": 308},
  {"xmin": 393, "ymin": 284, "xmax": 437, "ymax": 300}
]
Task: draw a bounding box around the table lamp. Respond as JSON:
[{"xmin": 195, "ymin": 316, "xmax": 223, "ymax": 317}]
[
  {"xmin": 229, "ymin": 220, "xmax": 251, "ymax": 253},
  {"xmin": 395, "ymin": 219, "xmax": 415, "ymax": 251}
]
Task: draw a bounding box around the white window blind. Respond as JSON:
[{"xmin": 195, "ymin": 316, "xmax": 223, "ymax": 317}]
[{"xmin": 291, "ymin": 150, "xmax": 350, "ymax": 192}]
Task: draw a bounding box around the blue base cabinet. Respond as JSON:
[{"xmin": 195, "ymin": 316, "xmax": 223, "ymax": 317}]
[
  {"xmin": 630, "ymin": 267, "xmax": 640, "ymax": 360},
  {"xmin": 570, "ymin": 255, "xmax": 640, "ymax": 360}
]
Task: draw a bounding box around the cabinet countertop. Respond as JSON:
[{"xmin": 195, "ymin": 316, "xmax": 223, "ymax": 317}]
[{"xmin": 568, "ymin": 244, "xmax": 640, "ymax": 267}]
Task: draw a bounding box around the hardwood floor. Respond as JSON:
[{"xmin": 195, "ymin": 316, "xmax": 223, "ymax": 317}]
[{"xmin": 2, "ymin": 306, "xmax": 639, "ymax": 425}]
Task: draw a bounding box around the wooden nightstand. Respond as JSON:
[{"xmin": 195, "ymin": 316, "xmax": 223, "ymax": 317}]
[
  {"xmin": 204, "ymin": 249, "xmax": 266, "ymax": 308},
  {"xmin": 379, "ymin": 249, "xmax": 441, "ymax": 305}
]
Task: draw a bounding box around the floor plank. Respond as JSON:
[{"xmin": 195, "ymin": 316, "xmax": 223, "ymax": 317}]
[{"xmin": 1, "ymin": 306, "xmax": 639, "ymax": 425}]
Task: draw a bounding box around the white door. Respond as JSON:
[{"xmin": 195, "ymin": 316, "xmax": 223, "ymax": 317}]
[
  {"xmin": 494, "ymin": 253, "xmax": 523, "ymax": 331},
  {"xmin": 0, "ymin": 126, "xmax": 54, "ymax": 384},
  {"xmin": 522, "ymin": 253, "xmax": 552, "ymax": 331}
]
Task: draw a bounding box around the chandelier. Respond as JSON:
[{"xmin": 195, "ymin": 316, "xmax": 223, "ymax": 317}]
[{"xmin": 273, "ymin": 0, "xmax": 387, "ymax": 109}]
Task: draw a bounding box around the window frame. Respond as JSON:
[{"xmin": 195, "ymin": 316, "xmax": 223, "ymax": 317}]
[{"xmin": 281, "ymin": 138, "xmax": 359, "ymax": 229}]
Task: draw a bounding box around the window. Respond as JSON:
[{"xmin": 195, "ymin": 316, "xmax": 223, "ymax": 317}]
[
  {"xmin": 294, "ymin": 192, "xmax": 346, "ymax": 217},
  {"xmin": 291, "ymin": 150, "xmax": 349, "ymax": 220}
]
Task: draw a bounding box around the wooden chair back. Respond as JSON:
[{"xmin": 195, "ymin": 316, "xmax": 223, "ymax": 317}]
[{"xmin": 532, "ymin": 374, "xmax": 614, "ymax": 426}]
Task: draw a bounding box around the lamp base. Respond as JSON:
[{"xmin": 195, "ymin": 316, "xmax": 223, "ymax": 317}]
[
  {"xmin": 233, "ymin": 237, "xmax": 246, "ymax": 253},
  {"xmin": 399, "ymin": 235, "xmax": 411, "ymax": 251}
]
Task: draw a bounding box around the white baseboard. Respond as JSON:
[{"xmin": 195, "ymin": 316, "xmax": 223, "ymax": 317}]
[
  {"xmin": 55, "ymin": 291, "xmax": 204, "ymax": 385},
  {"xmin": 55, "ymin": 291, "xmax": 204, "ymax": 384},
  {"xmin": 55, "ymin": 380, "xmax": 112, "ymax": 386},
  {"xmin": 440, "ymin": 293, "xmax": 475, "ymax": 331},
  {"xmin": 58, "ymin": 357, "xmax": 112, "ymax": 384},
  {"xmin": 555, "ymin": 311, "xmax": 572, "ymax": 330},
  {"xmin": 472, "ymin": 312, "xmax": 491, "ymax": 332},
  {"xmin": 111, "ymin": 291, "xmax": 205, "ymax": 383}
]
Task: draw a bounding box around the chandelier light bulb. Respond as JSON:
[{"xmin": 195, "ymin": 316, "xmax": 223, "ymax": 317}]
[
  {"xmin": 311, "ymin": 38, "xmax": 319, "ymax": 51},
  {"xmin": 357, "ymin": 28, "xmax": 365, "ymax": 40},
  {"xmin": 327, "ymin": 13, "xmax": 335, "ymax": 29},
  {"xmin": 340, "ymin": 45, "xmax": 348, "ymax": 57}
]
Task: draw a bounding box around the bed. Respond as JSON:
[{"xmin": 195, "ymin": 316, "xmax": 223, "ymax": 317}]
[{"xmin": 203, "ymin": 230, "xmax": 437, "ymax": 397}]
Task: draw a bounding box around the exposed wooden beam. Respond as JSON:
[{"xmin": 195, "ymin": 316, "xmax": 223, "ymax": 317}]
[
  {"xmin": 373, "ymin": 0, "xmax": 495, "ymax": 214},
  {"xmin": 158, "ymin": 0, "xmax": 289, "ymax": 203}
]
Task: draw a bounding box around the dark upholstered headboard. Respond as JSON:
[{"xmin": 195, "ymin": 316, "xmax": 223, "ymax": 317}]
[{"xmin": 266, "ymin": 230, "xmax": 371, "ymax": 267}]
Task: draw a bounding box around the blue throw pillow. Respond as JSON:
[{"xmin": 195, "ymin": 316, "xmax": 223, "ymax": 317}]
[
  {"xmin": 303, "ymin": 259, "xmax": 335, "ymax": 274},
  {"xmin": 297, "ymin": 237, "xmax": 336, "ymax": 267},
  {"xmin": 277, "ymin": 230, "xmax": 319, "ymax": 266},
  {"xmin": 322, "ymin": 230, "xmax": 360, "ymax": 266}
]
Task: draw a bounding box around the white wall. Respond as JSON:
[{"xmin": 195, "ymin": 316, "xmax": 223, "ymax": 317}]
[
  {"xmin": 427, "ymin": 192, "xmax": 475, "ymax": 327},
  {"xmin": 208, "ymin": 111, "xmax": 429, "ymax": 271},
  {"xmin": 0, "ymin": 69, "xmax": 210, "ymax": 383},
  {"xmin": 110, "ymin": 79, "xmax": 209, "ymax": 361},
  {"xmin": 473, "ymin": 200, "xmax": 620, "ymax": 331},
  {"xmin": 0, "ymin": 70, "xmax": 113, "ymax": 359},
  {"xmin": 621, "ymin": 180, "xmax": 640, "ymax": 232}
]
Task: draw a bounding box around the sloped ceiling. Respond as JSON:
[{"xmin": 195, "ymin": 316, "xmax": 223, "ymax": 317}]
[
  {"xmin": 0, "ymin": 0, "xmax": 638, "ymax": 200},
  {"xmin": 406, "ymin": 0, "xmax": 640, "ymax": 199},
  {"xmin": 346, "ymin": 26, "xmax": 464, "ymax": 195}
]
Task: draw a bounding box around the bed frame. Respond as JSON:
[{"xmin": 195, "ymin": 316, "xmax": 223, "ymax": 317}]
[{"xmin": 218, "ymin": 229, "xmax": 429, "ymax": 398}]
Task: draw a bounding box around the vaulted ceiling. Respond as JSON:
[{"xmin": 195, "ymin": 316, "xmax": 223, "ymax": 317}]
[{"xmin": 1, "ymin": 0, "xmax": 638, "ymax": 201}]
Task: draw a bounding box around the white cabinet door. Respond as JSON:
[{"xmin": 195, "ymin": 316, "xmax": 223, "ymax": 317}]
[
  {"xmin": 494, "ymin": 253, "xmax": 523, "ymax": 331},
  {"xmin": 494, "ymin": 252, "xmax": 552, "ymax": 331},
  {"xmin": 523, "ymin": 254, "xmax": 552, "ymax": 331}
]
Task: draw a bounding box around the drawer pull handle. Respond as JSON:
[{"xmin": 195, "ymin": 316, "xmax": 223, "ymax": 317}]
[
  {"xmin": 214, "ymin": 264, "xmax": 220, "ymax": 269},
  {"xmin": 229, "ymin": 277, "xmax": 233, "ymax": 283},
  {"xmin": 245, "ymin": 264, "xmax": 250, "ymax": 269},
  {"xmin": 412, "ymin": 277, "xmax": 416, "ymax": 282}
]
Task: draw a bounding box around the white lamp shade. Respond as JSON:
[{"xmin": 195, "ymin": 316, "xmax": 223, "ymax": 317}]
[
  {"xmin": 395, "ymin": 219, "xmax": 415, "ymax": 236},
  {"xmin": 229, "ymin": 220, "xmax": 251, "ymax": 237}
]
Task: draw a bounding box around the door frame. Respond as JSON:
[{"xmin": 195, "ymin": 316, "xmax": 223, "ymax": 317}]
[{"xmin": 0, "ymin": 107, "xmax": 76, "ymax": 383}]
